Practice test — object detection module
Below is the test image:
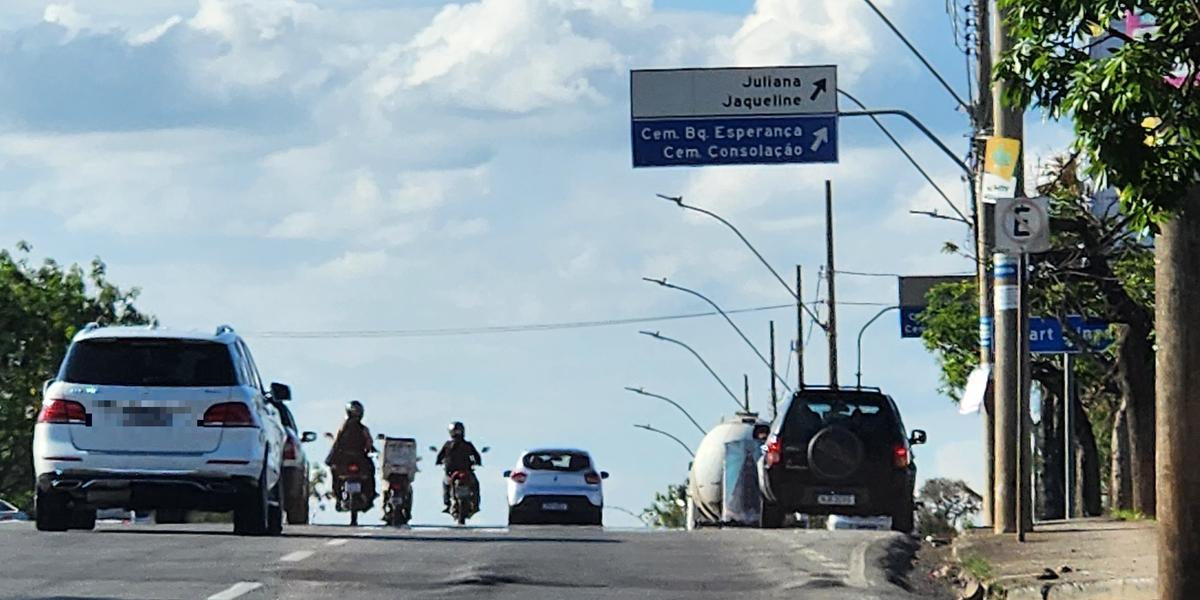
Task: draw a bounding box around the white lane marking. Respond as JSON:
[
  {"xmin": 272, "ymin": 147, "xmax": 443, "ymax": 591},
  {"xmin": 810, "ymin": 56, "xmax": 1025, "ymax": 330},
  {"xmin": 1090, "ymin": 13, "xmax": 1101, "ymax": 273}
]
[
  {"xmin": 354, "ymin": 531, "xmax": 375, "ymax": 537},
  {"xmin": 279, "ymin": 550, "xmax": 315, "ymax": 563},
  {"xmin": 207, "ymin": 582, "xmax": 263, "ymax": 600},
  {"xmin": 325, "ymin": 539, "xmax": 348, "ymax": 547}
]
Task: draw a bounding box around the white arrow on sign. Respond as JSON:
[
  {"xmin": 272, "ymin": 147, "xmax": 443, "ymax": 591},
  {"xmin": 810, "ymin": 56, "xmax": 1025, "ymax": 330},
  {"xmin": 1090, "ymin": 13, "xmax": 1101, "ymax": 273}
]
[{"xmin": 810, "ymin": 128, "xmax": 829, "ymax": 152}]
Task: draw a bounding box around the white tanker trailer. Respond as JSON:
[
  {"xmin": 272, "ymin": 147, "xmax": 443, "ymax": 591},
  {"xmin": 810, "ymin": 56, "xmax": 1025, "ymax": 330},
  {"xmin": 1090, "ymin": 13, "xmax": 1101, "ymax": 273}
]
[{"xmin": 686, "ymin": 412, "xmax": 771, "ymax": 529}]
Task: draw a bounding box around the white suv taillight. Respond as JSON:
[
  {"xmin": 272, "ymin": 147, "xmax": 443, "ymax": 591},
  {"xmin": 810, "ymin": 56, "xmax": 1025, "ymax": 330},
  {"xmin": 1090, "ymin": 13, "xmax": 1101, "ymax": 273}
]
[
  {"xmin": 37, "ymin": 399, "xmax": 89, "ymax": 425},
  {"xmin": 283, "ymin": 437, "xmax": 297, "ymax": 460},
  {"xmin": 198, "ymin": 402, "xmax": 256, "ymax": 427}
]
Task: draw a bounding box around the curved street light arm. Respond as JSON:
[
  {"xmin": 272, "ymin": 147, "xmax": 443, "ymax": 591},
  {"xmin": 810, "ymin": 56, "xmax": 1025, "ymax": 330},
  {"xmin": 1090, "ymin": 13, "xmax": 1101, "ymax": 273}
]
[
  {"xmin": 639, "ymin": 330, "xmax": 743, "ymax": 410},
  {"xmin": 837, "ymin": 90, "xmax": 970, "ymax": 226},
  {"xmin": 855, "ymin": 305, "xmax": 900, "ymax": 388},
  {"xmin": 625, "ymin": 386, "xmax": 708, "ymax": 436},
  {"xmin": 644, "ymin": 277, "xmax": 793, "ymax": 394},
  {"xmin": 836, "ymin": 109, "xmax": 971, "ymax": 178},
  {"xmin": 634, "ymin": 423, "xmax": 695, "ymax": 458},
  {"xmin": 654, "ymin": 194, "xmax": 825, "ymax": 328}
]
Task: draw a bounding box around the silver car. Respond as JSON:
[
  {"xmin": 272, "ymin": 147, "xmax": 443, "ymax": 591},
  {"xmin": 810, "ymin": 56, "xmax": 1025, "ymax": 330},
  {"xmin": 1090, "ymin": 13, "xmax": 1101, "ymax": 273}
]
[{"xmin": 504, "ymin": 448, "xmax": 607, "ymax": 526}]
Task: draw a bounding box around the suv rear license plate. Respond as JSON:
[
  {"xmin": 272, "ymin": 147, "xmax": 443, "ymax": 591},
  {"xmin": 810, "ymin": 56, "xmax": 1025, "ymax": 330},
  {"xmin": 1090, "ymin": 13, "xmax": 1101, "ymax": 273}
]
[
  {"xmin": 541, "ymin": 502, "xmax": 569, "ymax": 512},
  {"xmin": 817, "ymin": 493, "xmax": 856, "ymax": 506},
  {"xmin": 345, "ymin": 481, "xmax": 362, "ymax": 493}
]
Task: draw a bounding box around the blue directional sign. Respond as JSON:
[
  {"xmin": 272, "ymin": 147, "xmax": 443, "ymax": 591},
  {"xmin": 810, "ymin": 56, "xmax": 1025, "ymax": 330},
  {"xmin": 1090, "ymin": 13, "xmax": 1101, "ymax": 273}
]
[
  {"xmin": 631, "ymin": 115, "xmax": 837, "ymax": 167},
  {"xmin": 1029, "ymin": 316, "xmax": 1113, "ymax": 354},
  {"xmin": 630, "ymin": 66, "xmax": 838, "ymax": 168},
  {"xmin": 898, "ymin": 276, "xmax": 971, "ymax": 339}
]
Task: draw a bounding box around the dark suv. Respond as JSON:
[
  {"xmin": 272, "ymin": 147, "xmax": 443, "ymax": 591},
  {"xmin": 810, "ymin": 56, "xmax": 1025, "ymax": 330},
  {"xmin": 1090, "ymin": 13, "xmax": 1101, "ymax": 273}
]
[{"xmin": 758, "ymin": 387, "xmax": 926, "ymax": 532}]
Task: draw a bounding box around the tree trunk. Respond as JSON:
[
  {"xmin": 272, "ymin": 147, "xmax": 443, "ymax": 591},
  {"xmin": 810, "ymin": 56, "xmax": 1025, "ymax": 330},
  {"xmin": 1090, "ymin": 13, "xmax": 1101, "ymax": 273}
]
[
  {"xmin": 1039, "ymin": 382, "xmax": 1066, "ymax": 520},
  {"xmin": 1073, "ymin": 392, "xmax": 1103, "ymax": 517},
  {"xmin": 1155, "ymin": 194, "xmax": 1200, "ymax": 600},
  {"xmin": 1109, "ymin": 401, "xmax": 1133, "ymax": 512},
  {"xmin": 1115, "ymin": 322, "xmax": 1156, "ymax": 516}
]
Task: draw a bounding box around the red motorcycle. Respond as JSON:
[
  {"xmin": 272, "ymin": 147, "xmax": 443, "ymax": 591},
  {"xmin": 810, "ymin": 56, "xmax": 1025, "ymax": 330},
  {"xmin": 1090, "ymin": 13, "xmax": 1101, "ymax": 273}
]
[{"xmin": 448, "ymin": 469, "xmax": 479, "ymax": 526}]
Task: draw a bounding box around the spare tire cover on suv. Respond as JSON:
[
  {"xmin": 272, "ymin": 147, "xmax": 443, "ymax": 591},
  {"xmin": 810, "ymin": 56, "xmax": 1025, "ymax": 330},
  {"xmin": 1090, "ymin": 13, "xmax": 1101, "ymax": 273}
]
[{"xmin": 807, "ymin": 426, "xmax": 865, "ymax": 480}]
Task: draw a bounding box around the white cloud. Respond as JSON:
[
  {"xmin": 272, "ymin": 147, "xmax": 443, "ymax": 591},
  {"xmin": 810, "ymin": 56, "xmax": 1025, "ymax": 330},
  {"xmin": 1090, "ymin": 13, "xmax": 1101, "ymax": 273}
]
[{"xmin": 717, "ymin": 0, "xmax": 891, "ymax": 80}]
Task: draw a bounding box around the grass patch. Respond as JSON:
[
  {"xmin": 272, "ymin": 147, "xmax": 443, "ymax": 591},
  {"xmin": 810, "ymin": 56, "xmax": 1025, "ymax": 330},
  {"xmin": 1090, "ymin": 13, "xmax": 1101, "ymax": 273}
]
[
  {"xmin": 1111, "ymin": 508, "xmax": 1149, "ymax": 522},
  {"xmin": 961, "ymin": 555, "xmax": 995, "ymax": 582}
]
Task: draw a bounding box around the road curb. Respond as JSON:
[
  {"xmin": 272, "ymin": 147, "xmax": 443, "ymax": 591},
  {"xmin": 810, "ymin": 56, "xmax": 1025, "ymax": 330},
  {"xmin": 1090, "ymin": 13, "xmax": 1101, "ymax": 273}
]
[
  {"xmin": 999, "ymin": 577, "xmax": 1156, "ymax": 600},
  {"xmin": 851, "ymin": 533, "xmax": 920, "ymax": 592}
]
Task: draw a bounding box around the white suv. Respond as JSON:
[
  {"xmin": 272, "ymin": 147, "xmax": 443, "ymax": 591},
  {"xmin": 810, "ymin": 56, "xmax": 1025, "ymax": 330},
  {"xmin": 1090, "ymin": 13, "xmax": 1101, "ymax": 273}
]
[{"xmin": 32, "ymin": 324, "xmax": 289, "ymax": 535}]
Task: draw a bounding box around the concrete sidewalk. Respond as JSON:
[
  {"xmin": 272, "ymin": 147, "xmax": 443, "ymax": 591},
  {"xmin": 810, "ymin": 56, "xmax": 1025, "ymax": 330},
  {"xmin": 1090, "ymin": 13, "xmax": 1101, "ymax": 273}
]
[{"xmin": 952, "ymin": 518, "xmax": 1156, "ymax": 599}]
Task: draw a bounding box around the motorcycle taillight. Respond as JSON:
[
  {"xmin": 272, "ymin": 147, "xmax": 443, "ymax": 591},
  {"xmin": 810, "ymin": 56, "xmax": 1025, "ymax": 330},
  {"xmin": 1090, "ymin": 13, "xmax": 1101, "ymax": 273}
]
[
  {"xmin": 389, "ymin": 480, "xmax": 404, "ymax": 489},
  {"xmin": 347, "ymin": 463, "xmax": 360, "ymax": 473}
]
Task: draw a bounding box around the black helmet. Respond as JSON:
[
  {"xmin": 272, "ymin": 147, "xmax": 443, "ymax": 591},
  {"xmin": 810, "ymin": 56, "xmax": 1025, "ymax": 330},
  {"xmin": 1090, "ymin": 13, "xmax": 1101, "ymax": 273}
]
[
  {"xmin": 346, "ymin": 401, "xmax": 364, "ymax": 419},
  {"xmin": 449, "ymin": 421, "xmax": 465, "ymax": 438}
]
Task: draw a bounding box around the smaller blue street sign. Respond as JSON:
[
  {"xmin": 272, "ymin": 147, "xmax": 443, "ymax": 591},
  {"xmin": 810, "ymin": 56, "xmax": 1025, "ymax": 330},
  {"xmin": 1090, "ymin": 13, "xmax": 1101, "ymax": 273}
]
[
  {"xmin": 1028, "ymin": 316, "xmax": 1113, "ymax": 354},
  {"xmin": 899, "ymin": 306, "xmax": 926, "ymax": 339}
]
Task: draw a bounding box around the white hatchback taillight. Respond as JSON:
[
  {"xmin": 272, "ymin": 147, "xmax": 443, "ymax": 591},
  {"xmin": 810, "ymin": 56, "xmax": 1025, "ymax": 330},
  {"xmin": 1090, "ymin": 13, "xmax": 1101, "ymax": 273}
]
[
  {"xmin": 38, "ymin": 399, "xmax": 89, "ymax": 425},
  {"xmin": 510, "ymin": 471, "xmax": 527, "ymax": 483},
  {"xmin": 585, "ymin": 471, "xmax": 602, "ymax": 485},
  {"xmin": 198, "ymin": 402, "xmax": 256, "ymax": 427}
]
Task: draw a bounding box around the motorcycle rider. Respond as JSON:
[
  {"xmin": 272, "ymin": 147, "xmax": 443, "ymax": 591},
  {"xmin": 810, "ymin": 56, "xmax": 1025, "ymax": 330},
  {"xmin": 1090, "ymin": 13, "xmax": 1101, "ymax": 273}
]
[
  {"xmin": 436, "ymin": 421, "xmax": 482, "ymax": 513},
  {"xmin": 326, "ymin": 401, "xmax": 377, "ymax": 510}
]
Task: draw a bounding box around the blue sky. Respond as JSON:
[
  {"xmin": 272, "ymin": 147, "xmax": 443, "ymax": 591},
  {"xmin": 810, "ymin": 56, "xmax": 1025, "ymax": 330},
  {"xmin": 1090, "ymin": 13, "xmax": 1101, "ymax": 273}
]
[{"xmin": 0, "ymin": 0, "xmax": 1072, "ymax": 526}]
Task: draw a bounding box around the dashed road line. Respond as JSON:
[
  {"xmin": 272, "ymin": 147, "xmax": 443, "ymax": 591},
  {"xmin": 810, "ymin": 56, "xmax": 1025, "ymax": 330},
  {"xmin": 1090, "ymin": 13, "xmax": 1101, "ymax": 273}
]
[
  {"xmin": 325, "ymin": 539, "xmax": 348, "ymax": 547},
  {"xmin": 279, "ymin": 550, "xmax": 315, "ymax": 563},
  {"xmin": 207, "ymin": 581, "xmax": 263, "ymax": 600}
]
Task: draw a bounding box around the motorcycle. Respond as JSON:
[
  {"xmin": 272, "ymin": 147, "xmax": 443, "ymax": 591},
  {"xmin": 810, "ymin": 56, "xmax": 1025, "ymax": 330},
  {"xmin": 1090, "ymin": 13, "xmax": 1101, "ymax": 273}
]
[
  {"xmin": 430, "ymin": 444, "xmax": 489, "ymax": 526},
  {"xmin": 448, "ymin": 470, "xmax": 478, "ymax": 526},
  {"xmin": 382, "ymin": 473, "xmax": 413, "ymax": 526},
  {"xmin": 337, "ymin": 462, "xmax": 372, "ymax": 527}
]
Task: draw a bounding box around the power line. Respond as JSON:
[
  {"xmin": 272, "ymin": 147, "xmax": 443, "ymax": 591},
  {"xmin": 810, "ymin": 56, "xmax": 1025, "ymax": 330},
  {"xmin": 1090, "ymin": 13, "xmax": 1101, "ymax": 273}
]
[{"xmin": 245, "ymin": 304, "xmax": 792, "ymax": 339}]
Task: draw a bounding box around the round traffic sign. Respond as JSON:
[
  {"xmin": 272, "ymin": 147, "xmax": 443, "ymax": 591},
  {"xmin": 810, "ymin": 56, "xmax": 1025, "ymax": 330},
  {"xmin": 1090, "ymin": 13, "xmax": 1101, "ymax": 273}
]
[{"xmin": 997, "ymin": 197, "xmax": 1050, "ymax": 252}]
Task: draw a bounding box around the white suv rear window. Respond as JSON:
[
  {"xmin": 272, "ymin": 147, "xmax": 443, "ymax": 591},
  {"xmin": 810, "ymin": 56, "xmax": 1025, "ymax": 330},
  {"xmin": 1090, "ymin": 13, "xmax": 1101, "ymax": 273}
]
[{"xmin": 61, "ymin": 338, "xmax": 238, "ymax": 387}]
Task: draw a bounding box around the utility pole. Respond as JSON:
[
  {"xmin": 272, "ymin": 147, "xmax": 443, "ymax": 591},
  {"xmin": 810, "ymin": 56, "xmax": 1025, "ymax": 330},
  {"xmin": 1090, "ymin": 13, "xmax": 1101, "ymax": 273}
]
[
  {"xmin": 796, "ymin": 265, "xmax": 805, "ymax": 390},
  {"xmin": 825, "ymin": 181, "xmax": 839, "ymax": 388},
  {"xmin": 992, "ymin": 0, "xmax": 1026, "ymax": 536},
  {"xmin": 1063, "ymin": 353, "xmax": 1075, "ymax": 519},
  {"xmin": 769, "ymin": 321, "xmax": 778, "ymax": 420},
  {"xmin": 973, "ymin": 0, "xmax": 996, "ymax": 529}
]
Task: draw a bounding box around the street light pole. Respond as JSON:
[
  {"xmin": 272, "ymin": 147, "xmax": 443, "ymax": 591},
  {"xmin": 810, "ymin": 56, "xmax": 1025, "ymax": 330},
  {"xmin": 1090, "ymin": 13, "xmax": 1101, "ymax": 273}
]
[
  {"xmin": 855, "ymin": 306, "xmax": 900, "ymax": 388},
  {"xmin": 633, "ymin": 424, "xmax": 695, "ymax": 458},
  {"xmin": 644, "ymin": 277, "xmax": 793, "ymax": 394},
  {"xmin": 624, "ymin": 387, "xmax": 707, "ymax": 436},
  {"xmin": 639, "ymin": 330, "xmax": 743, "ymax": 410},
  {"xmin": 655, "ymin": 194, "xmax": 825, "ymax": 328}
]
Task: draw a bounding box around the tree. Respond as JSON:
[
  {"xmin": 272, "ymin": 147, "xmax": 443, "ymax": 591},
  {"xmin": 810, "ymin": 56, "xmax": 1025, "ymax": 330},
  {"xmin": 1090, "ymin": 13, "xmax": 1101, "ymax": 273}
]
[
  {"xmin": 996, "ymin": 4, "xmax": 1200, "ymax": 596},
  {"xmin": 916, "ymin": 478, "xmax": 983, "ymax": 537},
  {"xmin": 0, "ymin": 243, "xmax": 149, "ymax": 509},
  {"xmin": 642, "ymin": 482, "xmax": 687, "ymax": 529}
]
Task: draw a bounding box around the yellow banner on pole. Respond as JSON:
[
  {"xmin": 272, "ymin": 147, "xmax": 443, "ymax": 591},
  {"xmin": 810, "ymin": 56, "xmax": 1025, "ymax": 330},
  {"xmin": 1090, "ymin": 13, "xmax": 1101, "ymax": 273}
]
[{"xmin": 984, "ymin": 137, "xmax": 1021, "ymax": 180}]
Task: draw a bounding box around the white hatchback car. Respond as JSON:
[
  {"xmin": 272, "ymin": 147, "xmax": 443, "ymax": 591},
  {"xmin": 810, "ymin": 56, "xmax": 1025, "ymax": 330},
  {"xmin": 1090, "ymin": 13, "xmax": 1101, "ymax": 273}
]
[
  {"xmin": 32, "ymin": 324, "xmax": 289, "ymax": 535},
  {"xmin": 504, "ymin": 448, "xmax": 607, "ymax": 526}
]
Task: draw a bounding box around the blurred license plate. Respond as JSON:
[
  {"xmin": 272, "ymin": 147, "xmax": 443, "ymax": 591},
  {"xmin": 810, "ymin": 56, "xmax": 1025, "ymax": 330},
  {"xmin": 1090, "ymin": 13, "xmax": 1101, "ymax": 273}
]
[
  {"xmin": 541, "ymin": 502, "xmax": 569, "ymax": 512},
  {"xmin": 817, "ymin": 494, "xmax": 856, "ymax": 506},
  {"xmin": 122, "ymin": 407, "xmax": 173, "ymax": 427},
  {"xmin": 345, "ymin": 481, "xmax": 362, "ymax": 493}
]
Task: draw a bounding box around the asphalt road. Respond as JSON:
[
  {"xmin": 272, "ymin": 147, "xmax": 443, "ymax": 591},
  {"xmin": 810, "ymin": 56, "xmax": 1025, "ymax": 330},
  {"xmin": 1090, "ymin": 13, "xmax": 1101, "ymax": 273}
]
[{"xmin": 0, "ymin": 521, "xmax": 926, "ymax": 599}]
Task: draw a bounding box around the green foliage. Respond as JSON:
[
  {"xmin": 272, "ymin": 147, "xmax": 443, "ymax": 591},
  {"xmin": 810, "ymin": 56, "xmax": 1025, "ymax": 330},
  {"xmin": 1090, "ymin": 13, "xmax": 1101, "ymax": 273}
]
[
  {"xmin": 918, "ymin": 280, "xmax": 979, "ymax": 401},
  {"xmin": 1111, "ymin": 508, "xmax": 1150, "ymax": 521},
  {"xmin": 642, "ymin": 482, "xmax": 687, "ymax": 529},
  {"xmin": 960, "ymin": 555, "xmax": 995, "ymax": 582},
  {"xmin": 309, "ymin": 463, "xmax": 335, "ymax": 511},
  {"xmin": 996, "ymin": 1, "xmax": 1200, "ymax": 225},
  {"xmin": 0, "ymin": 243, "xmax": 150, "ymax": 510}
]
